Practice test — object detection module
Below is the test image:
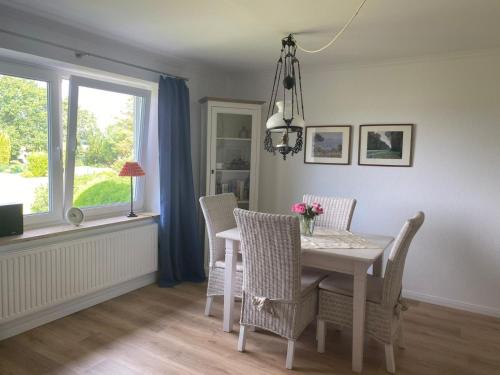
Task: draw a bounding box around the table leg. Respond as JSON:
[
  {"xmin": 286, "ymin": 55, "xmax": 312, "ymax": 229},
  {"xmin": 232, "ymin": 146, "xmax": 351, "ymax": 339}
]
[
  {"xmin": 352, "ymin": 263, "xmax": 369, "ymax": 373},
  {"xmin": 373, "ymin": 255, "xmax": 383, "ymax": 277},
  {"xmin": 223, "ymin": 238, "xmax": 237, "ymax": 332}
]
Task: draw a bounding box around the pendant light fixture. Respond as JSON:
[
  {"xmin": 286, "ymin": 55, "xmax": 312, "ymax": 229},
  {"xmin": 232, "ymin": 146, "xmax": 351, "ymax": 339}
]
[
  {"xmin": 264, "ymin": 34, "xmax": 304, "ymax": 160},
  {"xmin": 264, "ymin": 0, "xmax": 368, "ymax": 160}
]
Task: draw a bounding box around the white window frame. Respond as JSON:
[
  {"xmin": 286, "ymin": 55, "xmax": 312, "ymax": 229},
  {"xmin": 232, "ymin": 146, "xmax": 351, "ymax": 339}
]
[
  {"xmin": 64, "ymin": 75, "xmax": 151, "ymax": 218},
  {"xmin": 0, "ymin": 60, "xmax": 63, "ymax": 227}
]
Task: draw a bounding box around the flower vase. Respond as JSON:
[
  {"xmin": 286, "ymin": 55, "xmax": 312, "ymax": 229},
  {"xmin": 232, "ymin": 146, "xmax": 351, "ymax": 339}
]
[{"xmin": 300, "ymin": 216, "xmax": 315, "ymax": 236}]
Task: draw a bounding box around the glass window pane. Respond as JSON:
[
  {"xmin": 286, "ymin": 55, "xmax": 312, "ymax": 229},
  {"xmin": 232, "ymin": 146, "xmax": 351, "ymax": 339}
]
[
  {"xmin": 216, "ymin": 113, "xmax": 252, "ymax": 139},
  {"xmin": 72, "ymin": 86, "xmax": 139, "ymax": 208},
  {"xmin": 215, "ymin": 113, "xmax": 252, "ymax": 208},
  {"xmin": 0, "ymin": 74, "xmax": 49, "ymax": 214}
]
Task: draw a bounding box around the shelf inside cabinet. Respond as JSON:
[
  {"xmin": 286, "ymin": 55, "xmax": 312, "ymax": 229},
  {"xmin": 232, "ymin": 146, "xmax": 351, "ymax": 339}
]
[
  {"xmin": 216, "ymin": 169, "xmax": 250, "ymax": 172},
  {"xmin": 217, "ymin": 137, "xmax": 251, "ymax": 141}
]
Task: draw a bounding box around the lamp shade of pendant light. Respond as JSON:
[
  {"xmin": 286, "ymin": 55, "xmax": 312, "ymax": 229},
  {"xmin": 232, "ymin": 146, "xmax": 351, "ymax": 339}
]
[
  {"xmin": 264, "ymin": 34, "xmax": 305, "ymax": 160},
  {"xmin": 266, "ymin": 101, "xmax": 305, "ymax": 131}
]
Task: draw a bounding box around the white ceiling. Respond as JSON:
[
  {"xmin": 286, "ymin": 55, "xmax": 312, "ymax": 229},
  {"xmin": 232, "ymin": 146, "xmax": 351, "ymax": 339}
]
[{"xmin": 2, "ymin": 0, "xmax": 500, "ymax": 71}]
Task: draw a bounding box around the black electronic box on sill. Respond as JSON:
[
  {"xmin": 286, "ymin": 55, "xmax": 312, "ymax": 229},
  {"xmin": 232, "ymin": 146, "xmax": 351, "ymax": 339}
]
[{"xmin": 0, "ymin": 203, "xmax": 23, "ymax": 237}]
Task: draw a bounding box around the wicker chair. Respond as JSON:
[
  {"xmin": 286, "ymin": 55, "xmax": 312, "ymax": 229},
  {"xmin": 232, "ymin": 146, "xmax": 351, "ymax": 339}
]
[
  {"xmin": 234, "ymin": 208, "xmax": 327, "ymax": 370},
  {"xmin": 316, "ymin": 212, "xmax": 424, "ymax": 373},
  {"xmin": 303, "ymin": 194, "xmax": 356, "ymax": 230},
  {"xmin": 199, "ymin": 193, "xmax": 243, "ymax": 316}
]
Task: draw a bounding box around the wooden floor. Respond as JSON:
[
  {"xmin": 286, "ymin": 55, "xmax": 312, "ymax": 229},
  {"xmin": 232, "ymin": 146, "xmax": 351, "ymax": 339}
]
[{"xmin": 0, "ymin": 283, "xmax": 499, "ymax": 375}]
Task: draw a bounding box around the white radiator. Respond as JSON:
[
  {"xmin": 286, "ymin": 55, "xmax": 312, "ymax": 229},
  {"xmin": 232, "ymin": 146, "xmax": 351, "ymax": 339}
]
[{"xmin": 0, "ymin": 223, "xmax": 158, "ymax": 323}]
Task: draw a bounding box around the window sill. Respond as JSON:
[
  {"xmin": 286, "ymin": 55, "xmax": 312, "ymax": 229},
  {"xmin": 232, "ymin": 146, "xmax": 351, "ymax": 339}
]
[{"xmin": 0, "ymin": 212, "xmax": 159, "ymax": 248}]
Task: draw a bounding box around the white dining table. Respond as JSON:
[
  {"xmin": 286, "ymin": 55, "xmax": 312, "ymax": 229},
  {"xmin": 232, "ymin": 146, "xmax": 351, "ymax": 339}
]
[{"xmin": 216, "ymin": 226, "xmax": 394, "ymax": 373}]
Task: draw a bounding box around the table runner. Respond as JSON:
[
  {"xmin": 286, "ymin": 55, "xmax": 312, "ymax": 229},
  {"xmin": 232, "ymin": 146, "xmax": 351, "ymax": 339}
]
[{"xmin": 301, "ymin": 228, "xmax": 377, "ymax": 249}]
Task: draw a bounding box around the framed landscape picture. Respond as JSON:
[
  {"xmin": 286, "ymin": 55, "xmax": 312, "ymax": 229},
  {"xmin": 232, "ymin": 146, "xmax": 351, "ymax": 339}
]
[
  {"xmin": 304, "ymin": 125, "xmax": 352, "ymax": 165},
  {"xmin": 358, "ymin": 124, "xmax": 414, "ymax": 167}
]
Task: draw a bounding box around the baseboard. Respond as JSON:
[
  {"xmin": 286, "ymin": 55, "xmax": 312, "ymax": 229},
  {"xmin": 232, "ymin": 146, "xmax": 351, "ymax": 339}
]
[
  {"xmin": 403, "ymin": 289, "xmax": 500, "ymax": 318},
  {"xmin": 0, "ymin": 272, "xmax": 157, "ymax": 340}
]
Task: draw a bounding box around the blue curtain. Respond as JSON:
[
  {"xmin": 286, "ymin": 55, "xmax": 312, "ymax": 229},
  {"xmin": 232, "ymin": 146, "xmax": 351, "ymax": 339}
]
[{"xmin": 157, "ymin": 76, "xmax": 205, "ymax": 287}]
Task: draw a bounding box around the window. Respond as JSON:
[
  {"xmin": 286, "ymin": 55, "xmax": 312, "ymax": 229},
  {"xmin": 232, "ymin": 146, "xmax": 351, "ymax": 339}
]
[
  {"xmin": 0, "ymin": 63, "xmax": 62, "ymax": 226},
  {"xmin": 0, "ymin": 61, "xmax": 150, "ymax": 226},
  {"xmin": 65, "ymin": 76, "xmax": 150, "ymax": 216},
  {"xmin": 0, "ymin": 75, "xmax": 49, "ymax": 212}
]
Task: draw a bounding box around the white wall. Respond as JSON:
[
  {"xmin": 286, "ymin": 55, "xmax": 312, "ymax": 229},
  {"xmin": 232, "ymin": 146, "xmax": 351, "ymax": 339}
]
[
  {"xmin": 0, "ymin": 4, "xmax": 232, "ymax": 214},
  {"xmin": 228, "ymin": 51, "xmax": 500, "ymax": 317}
]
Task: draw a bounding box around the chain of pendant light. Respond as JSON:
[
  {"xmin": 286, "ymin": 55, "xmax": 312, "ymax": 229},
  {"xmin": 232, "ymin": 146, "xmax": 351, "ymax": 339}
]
[
  {"xmin": 294, "ymin": 0, "xmax": 367, "ymax": 54},
  {"xmin": 264, "ymin": 0, "xmax": 367, "ymax": 159}
]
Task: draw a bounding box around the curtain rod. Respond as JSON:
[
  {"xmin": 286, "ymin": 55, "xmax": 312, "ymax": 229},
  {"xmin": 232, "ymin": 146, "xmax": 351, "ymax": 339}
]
[{"xmin": 0, "ymin": 27, "xmax": 189, "ymax": 81}]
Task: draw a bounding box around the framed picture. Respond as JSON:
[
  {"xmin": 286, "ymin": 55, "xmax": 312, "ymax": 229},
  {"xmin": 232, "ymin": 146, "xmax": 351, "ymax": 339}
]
[
  {"xmin": 304, "ymin": 125, "xmax": 352, "ymax": 165},
  {"xmin": 358, "ymin": 124, "xmax": 414, "ymax": 167}
]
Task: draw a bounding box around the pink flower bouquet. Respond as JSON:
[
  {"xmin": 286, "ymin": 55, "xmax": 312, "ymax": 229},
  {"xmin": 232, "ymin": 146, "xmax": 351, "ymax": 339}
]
[
  {"xmin": 291, "ymin": 202, "xmax": 324, "ymax": 219},
  {"xmin": 291, "ymin": 202, "xmax": 324, "ymax": 236}
]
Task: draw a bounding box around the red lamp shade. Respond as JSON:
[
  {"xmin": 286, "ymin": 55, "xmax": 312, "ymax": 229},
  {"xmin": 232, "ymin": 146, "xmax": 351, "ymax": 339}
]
[{"xmin": 119, "ymin": 162, "xmax": 145, "ymax": 177}]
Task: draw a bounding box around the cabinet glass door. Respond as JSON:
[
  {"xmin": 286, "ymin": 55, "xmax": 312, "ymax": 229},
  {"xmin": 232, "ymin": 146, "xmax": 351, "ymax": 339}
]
[{"xmin": 214, "ymin": 112, "xmax": 253, "ymax": 209}]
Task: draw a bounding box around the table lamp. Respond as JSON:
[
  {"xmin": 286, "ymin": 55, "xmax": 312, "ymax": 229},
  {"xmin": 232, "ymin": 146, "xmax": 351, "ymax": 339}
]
[{"xmin": 119, "ymin": 161, "xmax": 145, "ymax": 217}]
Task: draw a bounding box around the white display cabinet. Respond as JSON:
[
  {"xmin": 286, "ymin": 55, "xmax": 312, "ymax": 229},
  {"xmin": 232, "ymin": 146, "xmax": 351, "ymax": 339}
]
[{"xmin": 199, "ymin": 97, "xmax": 264, "ymax": 211}]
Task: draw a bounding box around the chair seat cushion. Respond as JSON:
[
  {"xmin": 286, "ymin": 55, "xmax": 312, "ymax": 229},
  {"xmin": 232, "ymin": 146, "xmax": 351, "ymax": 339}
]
[
  {"xmin": 319, "ymin": 272, "xmax": 384, "ymax": 304},
  {"xmin": 301, "ymin": 267, "xmax": 330, "ymax": 296}
]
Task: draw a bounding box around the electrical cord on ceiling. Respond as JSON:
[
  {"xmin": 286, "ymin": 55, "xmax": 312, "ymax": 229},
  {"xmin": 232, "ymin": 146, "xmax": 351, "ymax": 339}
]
[{"xmin": 294, "ymin": 0, "xmax": 367, "ymax": 54}]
